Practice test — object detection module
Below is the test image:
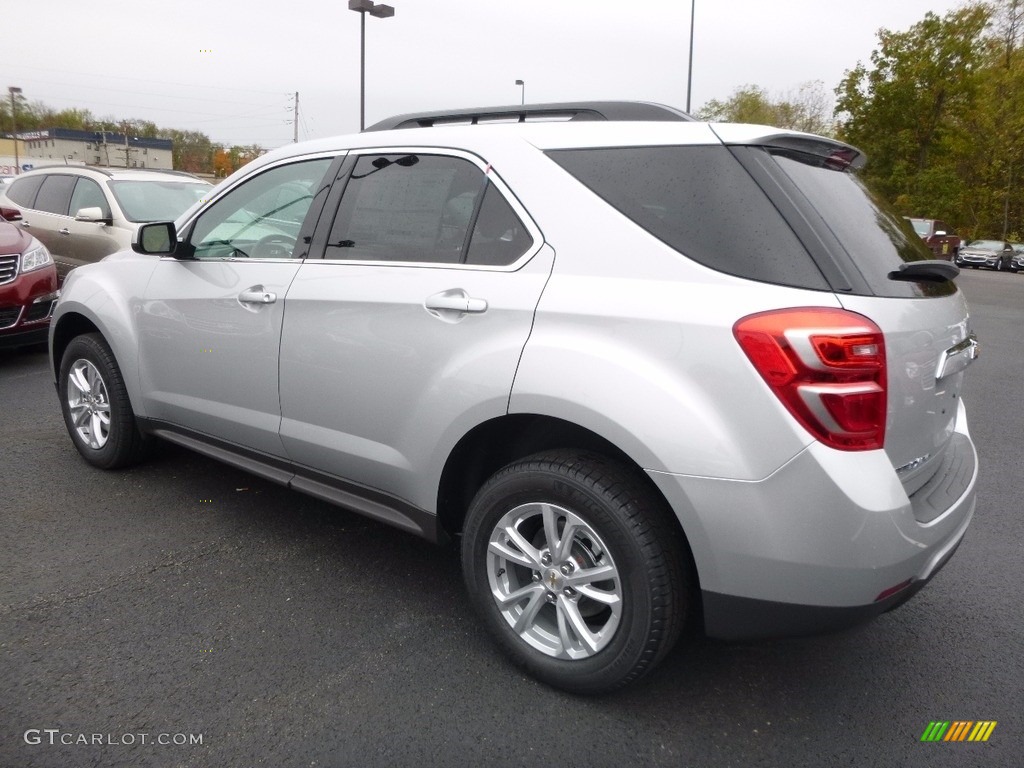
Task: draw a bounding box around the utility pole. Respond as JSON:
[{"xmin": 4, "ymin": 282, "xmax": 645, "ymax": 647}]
[
  {"xmin": 119, "ymin": 121, "xmax": 138, "ymax": 168},
  {"xmin": 293, "ymin": 91, "xmax": 299, "ymax": 143},
  {"xmin": 8, "ymin": 86, "xmax": 22, "ymax": 174}
]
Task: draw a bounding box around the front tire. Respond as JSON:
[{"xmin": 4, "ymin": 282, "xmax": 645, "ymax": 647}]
[
  {"xmin": 461, "ymin": 450, "xmax": 690, "ymax": 694},
  {"xmin": 59, "ymin": 333, "xmax": 151, "ymax": 469}
]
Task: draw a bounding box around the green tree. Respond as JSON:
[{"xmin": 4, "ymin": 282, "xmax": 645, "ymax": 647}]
[
  {"xmin": 835, "ymin": 4, "xmax": 992, "ymax": 229},
  {"xmin": 698, "ymin": 81, "xmax": 834, "ymax": 135},
  {"xmin": 167, "ymin": 129, "xmax": 216, "ymax": 174}
]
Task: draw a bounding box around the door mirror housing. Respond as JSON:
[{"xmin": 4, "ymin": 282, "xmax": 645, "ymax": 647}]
[
  {"xmin": 133, "ymin": 221, "xmax": 178, "ymax": 255},
  {"xmin": 74, "ymin": 206, "xmax": 113, "ymax": 224}
]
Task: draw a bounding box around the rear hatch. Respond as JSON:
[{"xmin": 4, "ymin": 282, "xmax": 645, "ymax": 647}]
[{"xmin": 722, "ymin": 131, "xmax": 977, "ymax": 497}]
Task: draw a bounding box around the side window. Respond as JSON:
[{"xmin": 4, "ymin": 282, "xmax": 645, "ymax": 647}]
[
  {"xmin": 6, "ymin": 175, "xmax": 44, "ymax": 208},
  {"xmin": 464, "ymin": 183, "xmax": 534, "ymax": 266},
  {"xmin": 69, "ymin": 178, "xmax": 111, "ymax": 218},
  {"xmin": 324, "ymin": 153, "xmax": 485, "ymax": 264},
  {"xmin": 34, "ymin": 175, "xmax": 77, "ymax": 216},
  {"xmin": 189, "ymin": 158, "xmax": 333, "ymax": 260}
]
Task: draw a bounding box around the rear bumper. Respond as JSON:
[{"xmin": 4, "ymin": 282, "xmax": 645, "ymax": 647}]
[{"xmin": 647, "ymin": 412, "xmax": 977, "ymax": 641}]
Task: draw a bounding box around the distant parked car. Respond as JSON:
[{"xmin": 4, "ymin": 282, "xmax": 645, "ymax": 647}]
[
  {"xmin": 1009, "ymin": 243, "xmax": 1024, "ymax": 272},
  {"xmin": 905, "ymin": 217, "xmax": 960, "ymax": 259},
  {"xmin": 0, "ymin": 220, "xmax": 59, "ymax": 349},
  {"xmin": 955, "ymin": 239, "xmax": 1015, "ymax": 270},
  {"xmin": 0, "ymin": 166, "xmax": 211, "ymax": 281}
]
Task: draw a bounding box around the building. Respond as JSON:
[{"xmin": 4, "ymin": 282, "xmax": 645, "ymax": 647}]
[
  {"xmin": 18, "ymin": 128, "xmax": 174, "ymax": 170},
  {"xmin": 0, "ymin": 136, "xmax": 27, "ymax": 175}
]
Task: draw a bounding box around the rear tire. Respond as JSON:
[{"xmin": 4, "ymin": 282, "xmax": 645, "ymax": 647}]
[
  {"xmin": 59, "ymin": 333, "xmax": 151, "ymax": 469},
  {"xmin": 461, "ymin": 450, "xmax": 690, "ymax": 694}
]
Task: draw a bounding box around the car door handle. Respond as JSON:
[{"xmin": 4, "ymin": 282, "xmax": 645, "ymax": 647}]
[
  {"xmin": 19, "ymin": 220, "xmax": 30, "ymax": 228},
  {"xmin": 59, "ymin": 228, "xmax": 71, "ymax": 235},
  {"xmin": 425, "ymin": 291, "xmax": 488, "ymax": 314},
  {"xmin": 238, "ymin": 288, "xmax": 277, "ymax": 305}
]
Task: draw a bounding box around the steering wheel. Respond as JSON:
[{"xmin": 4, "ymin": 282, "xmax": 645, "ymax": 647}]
[{"xmin": 251, "ymin": 234, "xmax": 297, "ymax": 259}]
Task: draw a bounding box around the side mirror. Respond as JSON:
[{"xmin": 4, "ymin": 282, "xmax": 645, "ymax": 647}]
[
  {"xmin": 74, "ymin": 207, "xmax": 112, "ymax": 224},
  {"xmin": 133, "ymin": 221, "xmax": 178, "ymax": 255}
]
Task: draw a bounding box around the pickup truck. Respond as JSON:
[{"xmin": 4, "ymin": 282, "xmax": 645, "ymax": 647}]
[{"xmin": 906, "ymin": 217, "xmax": 960, "ymax": 259}]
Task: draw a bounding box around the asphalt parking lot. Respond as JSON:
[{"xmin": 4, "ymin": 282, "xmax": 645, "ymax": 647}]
[{"xmin": 1, "ymin": 268, "xmax": 1021, "ymax": 768}]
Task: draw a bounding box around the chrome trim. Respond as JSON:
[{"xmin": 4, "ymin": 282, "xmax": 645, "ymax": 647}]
[{"xmin": 935, "ymin": 333, "xmax": 979, "ymax": 381}]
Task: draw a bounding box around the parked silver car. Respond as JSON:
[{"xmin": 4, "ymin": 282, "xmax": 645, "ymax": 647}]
[
  {"xmin": 49, "ymin": 102, "xmax": 979, "ymax": 693},
  {"xmin": 0, "ymin": 166, "xmax": 210, "ymax": 280},
  {"xmin": 1009, "ymin": 243, "xmax": 1024, "ymax": 272},
  {"xmin": 955, "ymin": 239, "xmax": 1015, "ymax": 270}
]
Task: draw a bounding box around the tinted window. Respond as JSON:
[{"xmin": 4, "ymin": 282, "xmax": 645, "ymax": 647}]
[
  {"xmin": 190, "ymin": 158, "xmax": 332, "ymax": 260},
  {"xmin": 325, "ymin": 154, "xmax": 485, "ymax": 264},
  {"xmin": 770, "ymin": 150, "xmax": 955, "ymax": 298},
  {"xmin": 6, "ymin": 175, "xmax": 44, "ymax": 207},
  {"xmin": 70, "ymin": 178, "xmax": 111, "ymax": 218},
  {"xmin": 547, "ymin": 146, "xmax": 827, "ymax": 289},
  {"xmin": 464, "ymin": 183, "xmax": 534, "ymax": 266},
  {"xmin": 34, "ymin": 175, "xmax": 77, "ymax": 215}
]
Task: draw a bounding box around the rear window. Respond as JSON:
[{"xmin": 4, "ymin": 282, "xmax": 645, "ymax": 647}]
[
  {"xmin": 547, "ymin": 145, "xmax": 828, "ymax": 290},
  {"xmin": 770, "ymin": 150, "xmax": 955, "ymax": 298},
  {"xmin": 6, "ymin": 175, "xmax": 44, "ymax": 208}
]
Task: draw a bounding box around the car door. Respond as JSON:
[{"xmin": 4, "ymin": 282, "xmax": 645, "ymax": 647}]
[
  {"xmin": 136, "ymin": 155, "xmax": 339, "ymax": 457},
  {"xmin": 64, "ymin": 176, "xmax": 124, "ymax": 268},
  {"xmin": 278, "ymin": 150, "xmax": 551, "ymax": 512},
  {"xmin": 20, "ymin": 173, "xmax": 77, "ymax": 278}
]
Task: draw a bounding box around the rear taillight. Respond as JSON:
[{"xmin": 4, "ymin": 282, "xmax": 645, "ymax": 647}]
[{"xmin": 733, "ymin": 308, "xmax": 886, "ymax": 451}]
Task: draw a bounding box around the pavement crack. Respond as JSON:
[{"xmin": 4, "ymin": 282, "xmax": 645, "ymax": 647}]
[{"xmin": 0, "ymin": 539, "xmax": 231, "ymax": 617}]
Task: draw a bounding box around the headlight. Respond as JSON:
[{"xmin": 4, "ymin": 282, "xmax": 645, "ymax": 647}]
[{"xmin": 21, "ymin": 240, "xmax": 53, "ymax": 272}]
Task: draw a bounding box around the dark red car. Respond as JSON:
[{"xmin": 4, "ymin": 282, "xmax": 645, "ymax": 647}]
[
  {"xmin": 906, "ymin": 217, "xmax": 960, "ymax": 260},
  {"xmin": 0, "ymin": 220, "xmax": 60, "ymax": 349}
]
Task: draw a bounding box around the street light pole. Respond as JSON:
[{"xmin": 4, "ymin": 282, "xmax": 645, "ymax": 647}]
[
  {"xmin": 686, "ymin": 0, "xmax": 695, "ymax": 113},
  {"xmin": 515, "ymin": 79, "xmax": 525, "ymax": 105},
  {"xmin": 349, "ymin": 0, "xmax": 395, "ymax": 131},
  {"xmin": 8, "ymin": 86, "xmax": 22, "ymax": 175}
]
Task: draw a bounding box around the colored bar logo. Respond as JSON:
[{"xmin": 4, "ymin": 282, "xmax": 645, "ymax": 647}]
[{"xmin": 921, "ymin": 721, "xmax": 997, "ymax": 742}]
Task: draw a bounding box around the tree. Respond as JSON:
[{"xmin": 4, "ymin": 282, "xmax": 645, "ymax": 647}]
[
  {"xmin": 835, "ymin": 4, "xmax": 992, "ymax": 227},
  {"xmin": 697, "ymin": 81, "xmax": 835, "ymax": 135},
  {"xmin": 167, "ymin": 129, "xmax": 216, "ymax": 174}
]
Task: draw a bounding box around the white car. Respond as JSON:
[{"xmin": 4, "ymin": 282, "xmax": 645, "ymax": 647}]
[{"xmin": 0, "ymin": 166, "xmax": 210, "ymax": 280}]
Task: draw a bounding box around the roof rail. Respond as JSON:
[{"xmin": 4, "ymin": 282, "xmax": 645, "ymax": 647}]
[
  {"xmin": 87, "ymin": 166, "xmax": 206, "ymax": 180},
  {"xmin": 365, "ymin": 101, "xmax": 694, "ymax": 132}
]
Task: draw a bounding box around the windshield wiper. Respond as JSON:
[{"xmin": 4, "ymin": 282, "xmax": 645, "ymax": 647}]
[{"xmin": 888, "ymin": 260, "xmax": 959, "ymax": 282}]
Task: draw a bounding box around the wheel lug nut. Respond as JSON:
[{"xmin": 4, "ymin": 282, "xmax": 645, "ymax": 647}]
[
  {"xmin": 560, "ymin": 564, "xmax": 572, "ymax": 575},
  {"xmin": 541, "ymin": 553, "xmax": 552, "ymax": 566},
  {"xmin": 564, "ymin": 587, "xmax": 576, "ymax": 597},
  {"xmin": 532, "ymin": 572, "xmax": 541, "ymax": 582}
]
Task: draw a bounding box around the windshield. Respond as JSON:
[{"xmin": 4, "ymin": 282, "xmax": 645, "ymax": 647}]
[
  {"xmin": 963, "ymin": 240, "xmax": 1003, "ymax": 251},
  {"xmin": 108, "ymin": 180, "xmax": 211, "ymax": 222},
  {"xmin": 908, "ymin": 219, "xmax": 930, "ymax": 236}
]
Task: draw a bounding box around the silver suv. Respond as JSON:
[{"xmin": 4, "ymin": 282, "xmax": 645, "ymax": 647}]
[
  {"xmin": 0, "ymin": 166, "xmax": 210, "ymax": 280},
  {"xmin": 49, "ymin": 102, "xmax": 979, "ymax": 693}
]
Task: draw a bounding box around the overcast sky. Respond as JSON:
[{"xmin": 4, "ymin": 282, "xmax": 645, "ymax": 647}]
[{"xmin": 6, "ymin": 0, "xmax": 967, "ymax": 149}]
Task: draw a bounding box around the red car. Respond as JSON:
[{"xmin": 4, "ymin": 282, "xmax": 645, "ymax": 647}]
[
  {"xmin": 906, "ymin": 217, "xmax": 960, "ymax": 260},
  {"xmin": 0, "ymin": 220, "xmax": 59, "ymax": 349}
]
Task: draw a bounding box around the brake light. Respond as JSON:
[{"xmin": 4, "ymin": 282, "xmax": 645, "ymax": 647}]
[
  {"xmin": 1, "ymin": 206, "xmax": 22, "ymax": 222},
  {"xmin": 734, "ymin": 308, "xmax": 887, "ymax": 451}
]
